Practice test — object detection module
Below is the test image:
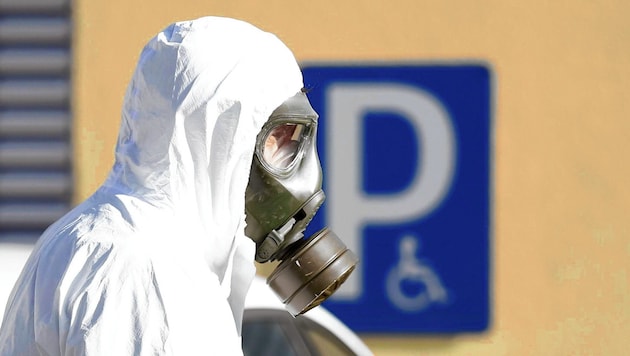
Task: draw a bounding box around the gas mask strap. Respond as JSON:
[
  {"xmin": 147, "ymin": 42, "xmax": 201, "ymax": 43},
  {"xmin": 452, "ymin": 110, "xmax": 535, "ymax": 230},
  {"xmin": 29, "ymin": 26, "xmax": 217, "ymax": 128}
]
[{"xmin": 256, "ymin": 217, "xmax": 303, "ymax": 262}]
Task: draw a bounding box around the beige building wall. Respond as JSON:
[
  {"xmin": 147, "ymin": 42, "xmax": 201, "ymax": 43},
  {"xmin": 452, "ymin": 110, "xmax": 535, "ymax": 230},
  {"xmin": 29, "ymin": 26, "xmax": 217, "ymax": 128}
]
[{"xmin": 73, "ymin": 1, "xmax": 630, "ymax": 355}]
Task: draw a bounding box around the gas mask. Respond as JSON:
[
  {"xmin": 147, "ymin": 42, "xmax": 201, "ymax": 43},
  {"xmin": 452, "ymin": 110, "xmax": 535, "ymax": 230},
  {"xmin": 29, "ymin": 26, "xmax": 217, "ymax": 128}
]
[{"xmin": 245, "ymin": 91, "xmax": 358, "ymax": 316}]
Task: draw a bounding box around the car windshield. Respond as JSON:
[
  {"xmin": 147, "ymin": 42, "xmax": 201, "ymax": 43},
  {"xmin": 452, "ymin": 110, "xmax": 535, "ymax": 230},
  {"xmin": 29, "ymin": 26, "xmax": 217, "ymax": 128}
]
[
  {"xmin": 242, "ymin": 309, "xmax": 356, "ymax": 356},
  {"xmin": 242, "ymin": 319, "xmax": 299, "ymax": 356}
]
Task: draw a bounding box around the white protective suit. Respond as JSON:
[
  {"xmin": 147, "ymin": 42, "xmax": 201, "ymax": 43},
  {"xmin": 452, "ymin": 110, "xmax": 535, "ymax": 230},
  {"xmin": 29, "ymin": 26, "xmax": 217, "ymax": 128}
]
[{"xmin": 0, "ymin": 16, "xmax": 303, "ymax": 355}]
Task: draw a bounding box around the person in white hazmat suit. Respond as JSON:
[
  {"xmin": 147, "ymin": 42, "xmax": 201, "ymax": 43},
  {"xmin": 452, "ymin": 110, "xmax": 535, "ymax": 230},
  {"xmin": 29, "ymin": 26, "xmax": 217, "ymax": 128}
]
[{"xmin": 0, "ymin": 16, "xmax": 358, "ymax": 355}]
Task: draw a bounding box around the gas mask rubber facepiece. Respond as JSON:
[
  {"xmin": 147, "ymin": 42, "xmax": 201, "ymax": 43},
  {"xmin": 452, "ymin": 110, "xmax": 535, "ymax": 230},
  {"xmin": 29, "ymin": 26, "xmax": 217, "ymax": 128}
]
[{"xmin": 245, "ymin": 91, "xmax": 358, "ymax": 316}]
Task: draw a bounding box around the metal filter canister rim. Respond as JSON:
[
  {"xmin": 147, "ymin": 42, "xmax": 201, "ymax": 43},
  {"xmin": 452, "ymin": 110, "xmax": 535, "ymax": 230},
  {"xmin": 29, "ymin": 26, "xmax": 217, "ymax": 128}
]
[{"xmin": 267, "ymin": 227, "xmax": 359, "ymax": 316}]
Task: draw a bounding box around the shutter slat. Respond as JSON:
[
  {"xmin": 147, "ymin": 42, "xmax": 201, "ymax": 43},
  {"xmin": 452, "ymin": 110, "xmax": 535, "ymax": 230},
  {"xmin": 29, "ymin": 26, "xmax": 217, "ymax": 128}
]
[
  {"xmin": 0, "ymin": 49, "xmax": 69, "ymax": 75},
  {"xmin": 0, "ymin": 111, "xmax": 70, "ymax": 138},
  {"xmin": 0, "ymin": 172, "xmax": 71, "ymax": 199},
  {"xmin": 0, "ymin": 18, "xmax": 70, "ymax": 45},
  {"xmin": 0, "ymin": 0, "xmax": 68, "ymax": 13},
  {"xmin": 0, "ymin": 203, "xmax": 68, "ymax": 229},
  {"xmin": 0, "ymin": 80, "xmax": 69, "ymax": 107},
  {"xmin": 0, "ymin": 142, "xmax": 70, "ymax": 168}
]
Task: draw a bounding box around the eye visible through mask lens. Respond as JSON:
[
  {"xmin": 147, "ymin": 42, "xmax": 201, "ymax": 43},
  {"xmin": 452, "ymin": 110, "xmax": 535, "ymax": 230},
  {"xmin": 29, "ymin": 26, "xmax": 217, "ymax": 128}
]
[{"xmin": 260, "ymin": 122, "xmax": 310, "ymax": 173}]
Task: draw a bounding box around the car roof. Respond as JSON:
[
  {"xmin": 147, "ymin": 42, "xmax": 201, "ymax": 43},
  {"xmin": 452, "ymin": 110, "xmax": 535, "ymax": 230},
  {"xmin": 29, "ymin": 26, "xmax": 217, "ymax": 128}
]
[{"xmin": 246, "ymin": 275, "xmax": 372, "ymax": 355}]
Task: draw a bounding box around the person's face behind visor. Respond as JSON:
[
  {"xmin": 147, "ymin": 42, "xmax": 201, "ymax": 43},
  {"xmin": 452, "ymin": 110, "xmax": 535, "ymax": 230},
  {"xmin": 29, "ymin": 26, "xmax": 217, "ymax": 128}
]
[{"xmin": 263, "ymin": 123, "xmax": 304, "ymax": 170}]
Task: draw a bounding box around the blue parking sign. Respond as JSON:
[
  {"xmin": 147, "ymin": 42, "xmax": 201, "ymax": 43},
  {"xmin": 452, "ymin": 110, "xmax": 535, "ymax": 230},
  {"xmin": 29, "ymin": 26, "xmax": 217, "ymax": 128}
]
[{"xmin": 302, "ymin": 64, "xmax": 492, "ymax": 333}]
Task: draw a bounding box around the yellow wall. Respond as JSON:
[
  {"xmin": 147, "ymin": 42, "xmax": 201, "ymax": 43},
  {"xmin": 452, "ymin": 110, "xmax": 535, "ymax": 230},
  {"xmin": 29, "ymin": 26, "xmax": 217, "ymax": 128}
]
[{"xmin": 73, "ymin": 1, "xmax": 630, "ymax": 354}]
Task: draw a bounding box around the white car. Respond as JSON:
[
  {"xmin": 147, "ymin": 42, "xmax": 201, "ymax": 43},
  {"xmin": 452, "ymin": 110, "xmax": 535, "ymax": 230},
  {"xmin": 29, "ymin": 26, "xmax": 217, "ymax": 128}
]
[
  {"xmin": 243, "ymin": 275, "xmax": 372, "ymax": 356},
  {"xmin": 0, "ymin": 239, "xmax": 372, "ymax": 356}
]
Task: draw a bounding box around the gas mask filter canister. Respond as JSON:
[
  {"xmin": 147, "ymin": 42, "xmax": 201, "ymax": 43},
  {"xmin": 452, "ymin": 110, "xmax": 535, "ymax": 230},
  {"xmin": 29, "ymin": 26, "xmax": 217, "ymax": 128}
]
[{"xmin": 245, "ymin": 91, "xmax": 358, "ymax": 316}]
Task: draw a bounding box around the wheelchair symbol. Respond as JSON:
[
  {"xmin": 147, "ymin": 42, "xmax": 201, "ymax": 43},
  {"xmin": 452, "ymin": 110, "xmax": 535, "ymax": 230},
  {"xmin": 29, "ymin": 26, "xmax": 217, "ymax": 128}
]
[{"xmin": 386, "ymin": 235, "xmax": 448, "ymax": 312}]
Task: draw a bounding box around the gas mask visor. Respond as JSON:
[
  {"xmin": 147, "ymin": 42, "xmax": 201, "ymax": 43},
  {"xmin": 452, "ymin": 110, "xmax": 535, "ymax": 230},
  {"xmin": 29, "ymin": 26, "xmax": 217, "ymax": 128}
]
[
  {"xmin": 245, "ymin": 91, "xmax": 358, "ymax": 316},
  {"xmin": 259, "ymin": 120, "xmax": 311, "ymax": 175}
]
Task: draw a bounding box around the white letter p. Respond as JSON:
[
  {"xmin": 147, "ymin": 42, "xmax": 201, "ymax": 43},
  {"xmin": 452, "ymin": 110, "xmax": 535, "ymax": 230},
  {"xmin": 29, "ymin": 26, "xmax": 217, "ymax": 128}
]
[{"xmin": 327, "ymin": 83, "xmax": 456, "ymax": 300}]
